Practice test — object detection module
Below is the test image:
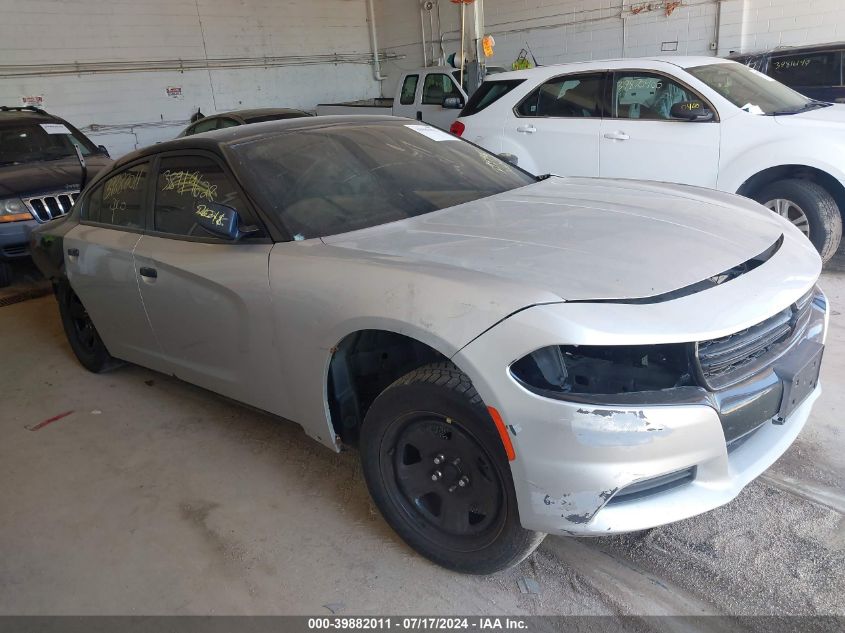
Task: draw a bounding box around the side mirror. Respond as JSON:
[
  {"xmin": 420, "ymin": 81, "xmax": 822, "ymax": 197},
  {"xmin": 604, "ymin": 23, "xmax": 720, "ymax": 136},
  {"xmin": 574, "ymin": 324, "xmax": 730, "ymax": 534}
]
[
  {"xmin": 443, "ymin": 96, "xmax": 464, "ymax": 109},
  {"xmin": 670, "ymin": 101, "xmax": 714, "ymax": 122},
  {"xmin": 194, "ymin": 202, "xmax": 258, "ymax": 240},
  {"xmin": 98, "ymin": 145, "xmax": 110, "ymax": 157}
]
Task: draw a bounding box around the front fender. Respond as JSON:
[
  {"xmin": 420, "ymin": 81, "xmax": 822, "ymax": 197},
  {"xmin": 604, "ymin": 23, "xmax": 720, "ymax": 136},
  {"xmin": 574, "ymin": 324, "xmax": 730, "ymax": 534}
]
[{"xmin": 718, "ymin": 137, "xmax": 845, "ymax": 194}]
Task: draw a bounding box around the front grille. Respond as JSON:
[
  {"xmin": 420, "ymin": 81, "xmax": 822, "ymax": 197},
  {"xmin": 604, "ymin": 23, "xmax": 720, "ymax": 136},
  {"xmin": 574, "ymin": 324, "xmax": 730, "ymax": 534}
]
[
  {"xmin": 697, "ymin": 289, "xmax": 814, "ymax": 385},
  {"xmin": 23, "ymin": 191, "xmax": 79, "ymax": 222}
]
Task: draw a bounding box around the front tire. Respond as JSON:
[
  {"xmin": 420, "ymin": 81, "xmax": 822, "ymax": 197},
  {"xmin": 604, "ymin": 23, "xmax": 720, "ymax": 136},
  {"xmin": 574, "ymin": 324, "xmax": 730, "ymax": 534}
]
[
  {"xmin": 360, "ymin": 362, "xmax": 544, "ymax": 574},
  {"xmin": 57, "ymin": 280, "xmax": 121, "ymax": 373},
  {"xmin": 755, "ymin": 179, "xmax": 842, "ymax": 263}
]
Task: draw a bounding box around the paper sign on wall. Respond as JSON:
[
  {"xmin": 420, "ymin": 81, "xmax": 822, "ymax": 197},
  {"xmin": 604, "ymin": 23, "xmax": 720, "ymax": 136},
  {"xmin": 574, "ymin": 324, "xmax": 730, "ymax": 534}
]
[
  {"xmin": 166, "ymin": 86, "xmax": 183, "ymax": 99},
  {"xmin": 40, "ymin": 123, "xmax": 72, "ymax": 135},
  {"xmin": 21, "ymin": 95, "xmax": 44, "ymax": 107}
]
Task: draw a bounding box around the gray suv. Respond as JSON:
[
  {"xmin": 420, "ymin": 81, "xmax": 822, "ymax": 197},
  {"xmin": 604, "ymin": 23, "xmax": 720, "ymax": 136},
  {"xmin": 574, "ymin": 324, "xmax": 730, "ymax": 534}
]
[{"xmin": 0, "ymin": 106, "xmax": 111, "ymax": 287}]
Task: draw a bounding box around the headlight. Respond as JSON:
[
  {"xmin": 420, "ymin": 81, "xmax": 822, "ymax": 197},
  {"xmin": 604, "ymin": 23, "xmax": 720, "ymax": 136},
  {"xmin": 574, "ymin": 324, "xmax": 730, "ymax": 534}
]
[
  {"xmin": 0, "ymin": 197, "xmax": 32, "ymax": 223},
  {"xmin": 510, "ymin": 344, "xmax": 694, "ymax": 396}
]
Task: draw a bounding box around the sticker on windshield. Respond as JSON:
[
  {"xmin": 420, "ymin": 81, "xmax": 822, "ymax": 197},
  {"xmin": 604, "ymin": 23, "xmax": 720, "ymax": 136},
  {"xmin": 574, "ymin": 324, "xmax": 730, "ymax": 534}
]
[
  {"xmin": 405, "ymin": 124, "xmax": 458, "ymax": 141},
  {"xmin": 39, "ymin": 123, "xmax": 72, "ymax": 135},
  {"xmin": 741, "ymin": 103, "xmax": 765, "ymax": 115}
]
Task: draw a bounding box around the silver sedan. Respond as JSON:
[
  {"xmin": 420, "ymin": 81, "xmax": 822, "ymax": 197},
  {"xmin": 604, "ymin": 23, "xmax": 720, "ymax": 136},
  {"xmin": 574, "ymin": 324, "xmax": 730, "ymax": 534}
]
[{"xmin": 30, "ymin": 116, "xmax": 827, "ymax": 574}]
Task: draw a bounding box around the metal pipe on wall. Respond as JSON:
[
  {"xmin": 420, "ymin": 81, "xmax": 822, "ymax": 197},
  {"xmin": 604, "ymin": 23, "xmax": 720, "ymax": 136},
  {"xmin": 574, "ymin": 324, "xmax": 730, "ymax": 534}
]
[{"xmin": 366, "ymin": 0, "xmax": 386, "ymax": 81}]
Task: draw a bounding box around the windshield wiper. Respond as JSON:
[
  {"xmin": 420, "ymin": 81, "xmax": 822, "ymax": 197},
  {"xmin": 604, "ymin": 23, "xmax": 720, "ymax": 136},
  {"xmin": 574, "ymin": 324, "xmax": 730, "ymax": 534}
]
[
  {"xmin": 768, "ymin": 100, "xmax": 832, "ymax": 116},
  {"xmin": 536, "ymin": 173, "xmax": 553, "ymax": 181}
]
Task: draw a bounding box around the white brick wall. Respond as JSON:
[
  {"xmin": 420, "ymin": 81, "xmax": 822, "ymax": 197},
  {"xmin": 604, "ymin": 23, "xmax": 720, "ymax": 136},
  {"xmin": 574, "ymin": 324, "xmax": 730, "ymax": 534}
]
[
  {"xmin": 0, "ymin": 0, "xmax": 379, "ymax": 156},
  {"xmin": 376, "ymin": 0, "xmax": 845, "ymax": 95},
  {"xmin": 719, "ymin": 0, "xmax": 845, "ymax": 55}
]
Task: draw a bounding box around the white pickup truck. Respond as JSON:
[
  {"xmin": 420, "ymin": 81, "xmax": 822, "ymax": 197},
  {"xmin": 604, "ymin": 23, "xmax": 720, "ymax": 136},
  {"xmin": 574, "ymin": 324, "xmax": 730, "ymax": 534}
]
[
  {"xmin": 317, "ymin": 67, "xmax": 468, "ymax": 130},
  {"xmin": 454, "ymin": 56, "xmax": 845, "ymax": 262}
]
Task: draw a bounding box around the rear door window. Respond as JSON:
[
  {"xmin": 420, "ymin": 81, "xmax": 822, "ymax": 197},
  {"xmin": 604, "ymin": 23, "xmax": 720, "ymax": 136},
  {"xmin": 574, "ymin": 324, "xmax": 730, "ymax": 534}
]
[
  {"xmin": 153, "ymin": 155, "xmax": 246, "ymax": 238},
  {"xmin": 186, "ymin": 118, "xmax": 220, "ymax": 135},
  {"xmin": 769, "ymin": 51, "xmax": 842, "ymax": 87},
  {"xmin": 421, "ymin": 73, "xmax": 462, "ymax": 105},
  {"xmin": 87, "ymin": 162, "xmax": 148, "ymax": 228},
  {"xmin": 461, "ymin": 79, "xmax": 525, "ymax": 116},
  {"xmin": 400, "ymin": 75, "xmax": 419, "ymax": 105},
  {"xmin": 516, "ymin": 73, "xmax": 606, "ymax": 117}
]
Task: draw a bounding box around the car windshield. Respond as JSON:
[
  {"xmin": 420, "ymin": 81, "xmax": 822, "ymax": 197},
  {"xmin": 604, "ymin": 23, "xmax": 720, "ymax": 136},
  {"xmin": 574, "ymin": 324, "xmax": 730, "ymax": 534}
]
[
  {"xmin": 686, "ymin": 62, "xmax": 828, "ymax": 115},
  {"xmin": 0, "ymin": 123, "xmax": 96, "ymax": 166},
  {"xmin": 229, "ymin": 121, "xmax": 535, "ymax": 240}
]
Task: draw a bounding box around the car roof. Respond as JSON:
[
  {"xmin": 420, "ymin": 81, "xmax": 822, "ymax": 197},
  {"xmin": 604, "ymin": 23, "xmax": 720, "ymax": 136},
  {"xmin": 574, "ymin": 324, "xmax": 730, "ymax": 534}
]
[
  {"xmin": 203, "ymin": 107, "xmax": 310, "ymax": 121},
  {"xmin": 486, "ymin": 56, "xmax": 735, "ymax": 81},
  {"xmin": 115, "ymin": 115, "xmax": 403, "ymax": 169},
  {"xmin": 0, "ymin": 107, "xmax": 60, "ymax": 126}
]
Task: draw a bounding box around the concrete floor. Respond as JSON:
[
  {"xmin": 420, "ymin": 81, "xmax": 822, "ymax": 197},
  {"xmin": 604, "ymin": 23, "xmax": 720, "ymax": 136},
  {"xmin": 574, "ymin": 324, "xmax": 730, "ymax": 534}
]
[{"xmin": 1, "ymin": 271, "xmax": 843, "ymax": 617}]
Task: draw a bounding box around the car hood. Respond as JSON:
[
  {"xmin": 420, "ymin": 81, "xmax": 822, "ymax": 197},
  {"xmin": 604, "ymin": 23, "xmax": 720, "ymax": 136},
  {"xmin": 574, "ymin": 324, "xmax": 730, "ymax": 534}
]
[
  {"xmin": 0, "ymin": 155, "xmax": 112, "ymax": 198},
  {"xmin": 773, "ymin": 103, "xmax": 845, "ymax": 129},
  {"xmin": 322, "ymin": 177, "xmax": 790, "ymax": 301}
]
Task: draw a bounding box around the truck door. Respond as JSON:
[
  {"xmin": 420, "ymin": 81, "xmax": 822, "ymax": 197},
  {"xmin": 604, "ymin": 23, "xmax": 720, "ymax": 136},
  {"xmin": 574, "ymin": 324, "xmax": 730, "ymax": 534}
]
[{"xmin": 415, "ymin": 71, "xmax": 466, "ymax": 130}]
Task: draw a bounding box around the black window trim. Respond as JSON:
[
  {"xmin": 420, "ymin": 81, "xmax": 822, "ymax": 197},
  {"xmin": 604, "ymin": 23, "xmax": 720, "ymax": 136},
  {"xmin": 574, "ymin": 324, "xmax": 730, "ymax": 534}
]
[
  {"xmin": 513, "ymin": 70, "xmax": 610, "ymax": 119},
  {"xmin": 144, "ymin": 149, "xmax": 272, "ymax": 245},
  {"xmin": 606, "ymin": 68, "xmax": 721, "ymax": 123},
  {"xmin": 78, "ymin": 157, "xmax": 152, "ymax": 234}
]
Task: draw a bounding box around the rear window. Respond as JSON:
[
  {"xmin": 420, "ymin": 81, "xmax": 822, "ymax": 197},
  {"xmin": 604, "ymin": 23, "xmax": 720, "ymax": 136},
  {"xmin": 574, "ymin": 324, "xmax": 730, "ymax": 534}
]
[
  {"xmin": 244, "ymin": 112, "xmax": 310, "ymax": 124},
  {"xmin": 461, "ymin": 79, "xmax": 525, "ymax": 116},
  {"xmin": 229, "ymin": 121, "xmax": 534, "ymax": 240},
  {"xmin": 768, "ymin": 51, "xmax": 842, "ymax": 87}
]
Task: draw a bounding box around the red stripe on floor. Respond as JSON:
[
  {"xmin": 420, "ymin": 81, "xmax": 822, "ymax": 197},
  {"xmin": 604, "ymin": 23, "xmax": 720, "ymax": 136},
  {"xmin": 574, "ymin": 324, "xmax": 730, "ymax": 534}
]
[{"xmin": 28, "ymin": 410, "xmax": 73, "ymax": 431}]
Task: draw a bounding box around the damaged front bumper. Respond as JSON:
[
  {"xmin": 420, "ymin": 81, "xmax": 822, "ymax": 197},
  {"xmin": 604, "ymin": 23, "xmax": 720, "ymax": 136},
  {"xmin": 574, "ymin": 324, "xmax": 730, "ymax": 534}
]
[{"xmin": 454, "ymin": 282, "xmax": 828, "ymax": 535}]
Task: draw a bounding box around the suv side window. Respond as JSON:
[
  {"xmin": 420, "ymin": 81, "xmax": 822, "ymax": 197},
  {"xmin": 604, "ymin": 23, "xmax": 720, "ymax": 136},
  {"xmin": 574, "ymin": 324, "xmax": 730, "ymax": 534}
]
[
  {"xmin": 769, "ymin": 51, "xmax": 842, "ymax": 87},
  {"xmin": 610, "ymin": 72, "xmax": 701, "ymax": 120},
  {"xmin": 516, "ymin": 73, "xmax": 606, "ymax": 117},
  {"xmin": 400, "ymin": 75, "xmax": 419, "ymax": 105},
  {"xmin": 85, "ymin": 162, "xmax": 148, "ymax": 228},
  {"xmin": 153, "ymin": 155, "xmax": 246, "ymax": 238},
  {"xmin": 421, "ymin": 73, "xmax": 461, "ymax": 105}
]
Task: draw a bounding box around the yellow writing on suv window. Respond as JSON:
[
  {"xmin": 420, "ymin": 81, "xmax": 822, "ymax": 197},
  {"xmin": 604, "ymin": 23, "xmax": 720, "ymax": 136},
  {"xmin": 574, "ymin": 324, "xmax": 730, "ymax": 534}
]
[{"xmin": 162, "ymin": 170, "xmax": 218, "ymax": 201}]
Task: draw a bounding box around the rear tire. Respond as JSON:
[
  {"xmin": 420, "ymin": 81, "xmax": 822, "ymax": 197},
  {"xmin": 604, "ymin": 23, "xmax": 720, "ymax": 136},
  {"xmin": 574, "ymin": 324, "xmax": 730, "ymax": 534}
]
[
  {"xmin": 360, "ymin": 362, "xmax": 545, "ymax": 574},
  {"xmin": 0, "ymin": 261, "xmax": 13, "ymax": 288},
  {"xmin": 57, "ymin": 280, "xmax": 122, "ymax": 373},
  {"xmin": 755, "ymin": 179, "xmax": 842, "ymax": 263}
]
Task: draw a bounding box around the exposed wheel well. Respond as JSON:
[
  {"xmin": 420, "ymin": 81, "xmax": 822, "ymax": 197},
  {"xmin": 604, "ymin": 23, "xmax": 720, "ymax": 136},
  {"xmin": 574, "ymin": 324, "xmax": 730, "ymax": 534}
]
[
  {"xmin": 737, "ymin": 165, "xmax": 845, "ymax": 214},
  {"xmin": 327, "ymin": 330, "xmax": 450, "ymax": 445}
]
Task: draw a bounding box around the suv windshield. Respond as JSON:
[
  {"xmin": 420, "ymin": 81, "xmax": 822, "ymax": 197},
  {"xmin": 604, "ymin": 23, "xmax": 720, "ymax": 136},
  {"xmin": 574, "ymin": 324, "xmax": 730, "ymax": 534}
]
[
  {"xmin": 230, "ymin": 121, "xmax": 534, "ymax": 240},
  {"xmin": 686, "ymin": 62, "xmax": 826, "ymax": 115},
  {"xmin": 0, "ymin": 123, "xmax": 96, "ymax": 166}
]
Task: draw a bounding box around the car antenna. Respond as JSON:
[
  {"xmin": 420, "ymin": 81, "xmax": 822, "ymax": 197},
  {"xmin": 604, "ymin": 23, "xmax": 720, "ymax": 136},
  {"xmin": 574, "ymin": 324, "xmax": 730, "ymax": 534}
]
[{"xmin": 73, "ymin": 142, "xmax": 87, "ymax": 190}]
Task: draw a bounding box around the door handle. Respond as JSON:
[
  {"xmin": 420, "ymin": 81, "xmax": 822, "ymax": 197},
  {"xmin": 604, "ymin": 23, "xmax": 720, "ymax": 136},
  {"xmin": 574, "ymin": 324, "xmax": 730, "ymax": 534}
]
[
  {"xmin": 603, "ymin": 131, "xmax": 630, "ymax": 141},
  {"xmin": 66, "ymin": 248, "xmax": 79, "ymax": 257},
  {"xmin": 516, "ymin": 124, "xmax": 537, "ymax": 134},
  {"xmin": 139, "ymin": 266, "xmax": 157, "ymax": 279}
]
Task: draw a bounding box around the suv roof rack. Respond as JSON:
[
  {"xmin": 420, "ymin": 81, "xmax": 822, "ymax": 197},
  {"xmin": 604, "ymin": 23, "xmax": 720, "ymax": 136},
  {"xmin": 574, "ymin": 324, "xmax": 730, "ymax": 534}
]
[{"xmin": 0, "ymin": 105, "xmax": 47, "ymax": 114}]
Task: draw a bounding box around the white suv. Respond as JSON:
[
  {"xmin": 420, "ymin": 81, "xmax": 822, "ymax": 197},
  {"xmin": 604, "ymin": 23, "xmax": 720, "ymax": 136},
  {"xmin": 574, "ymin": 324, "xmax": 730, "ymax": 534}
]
[{"xmin": 451, "ymin": 57, "xmax": 845, "ymax": 262}]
